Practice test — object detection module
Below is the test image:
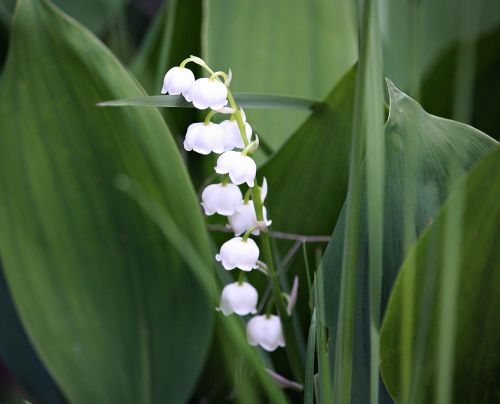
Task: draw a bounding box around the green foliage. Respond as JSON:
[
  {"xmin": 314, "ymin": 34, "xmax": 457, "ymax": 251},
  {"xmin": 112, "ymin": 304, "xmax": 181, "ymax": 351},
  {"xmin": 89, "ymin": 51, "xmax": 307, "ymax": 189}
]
[
  {"xmin": 260, "ymin": 67, "xmax": 355, "ymax": 235},
  {"xmin": 381, "ymin": 0, "xmax": 500, "ymax": 95},
  {"xmin": 0, "ymin": 0, "xmax": 499, "ymax": 402},
  {"xmin": 321, "ymin": 80, "xmax": 497, "ymax": 403},
  {"xmin": 0, "ymin": 1, "xmax": 213, "ymax": 403},
  {"xmin": 98, "ymin": 93, "xmax": 318, "ymax": 111},
  {"xmin": 205, "ymin": 0, "xmax": 357, "ymax": 151},
  {"xmin": 380, "ymin": 147, "xmax": 500, "ymax": 403}
]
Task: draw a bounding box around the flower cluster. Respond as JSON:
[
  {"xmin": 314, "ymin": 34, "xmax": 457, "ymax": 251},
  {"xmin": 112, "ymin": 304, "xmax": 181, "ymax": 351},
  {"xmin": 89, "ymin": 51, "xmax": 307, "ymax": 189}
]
[{"xmin": 162, "ymin": 57, "xmax": 284, "ymax": 352}]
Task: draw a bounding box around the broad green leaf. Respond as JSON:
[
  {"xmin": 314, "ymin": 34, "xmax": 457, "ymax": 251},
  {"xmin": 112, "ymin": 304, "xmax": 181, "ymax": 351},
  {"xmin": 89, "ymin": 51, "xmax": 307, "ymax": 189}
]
[
  {"xmin": 205, "ymin": 0, "xmax": 357, "ymax": 151},
  {"xmin": 98, "ymin": 93, "xmax": 318, "ymax": 110},
  {"xmin": 321, "ymin": 80, "xmax": 497, "ymax": 403},
  {"xmin": 259, "ymin": 67, "xmax": 355, "ymax": 235},
  {"xmin": 422, "ymin": 26, "xmax": 500, "ymax": 140},
  {"xmin": 380, "ymin": 147, "xmax": 500, "ymax": 403},
  {"xmin": 380, "ymin": 0, "xmax": 500, "ymax": 94},
  {"xmin": 0, "ymin": 266, "xmax": 66, "ymax": 404},
  {"xmin": 0, "ymin": 1, "xmax": 213, "ymax": 404}
]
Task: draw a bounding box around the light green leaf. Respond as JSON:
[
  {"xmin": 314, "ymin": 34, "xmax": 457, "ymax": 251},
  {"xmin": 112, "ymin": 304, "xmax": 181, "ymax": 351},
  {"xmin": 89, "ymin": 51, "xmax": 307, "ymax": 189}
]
[
  {"xmin": 205, "ymin": 0, "xmax": 357, "ymax": 151},
  {"xmin": 321, "ymin": 80, "xmax": 497, "ymax": 403},
  {"xmin": 380, "ymin": 147, "xmax": 500, "ymax": 403},
  {"xmin": 259, "ymin": 67, "xmax": 355, "ymax": 235},
  {"xmin": 0, "ymin": 1, "xmax": 213, "ymax": 403}
]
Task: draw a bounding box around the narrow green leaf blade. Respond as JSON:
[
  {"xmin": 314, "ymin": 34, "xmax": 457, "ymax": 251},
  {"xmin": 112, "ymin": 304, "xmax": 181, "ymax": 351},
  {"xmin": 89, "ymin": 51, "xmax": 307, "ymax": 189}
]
[
  {"xmin": 97, "ymin": 93, "xmax": 319, "ymax": 111},
  {"xmin": 0, "ymin": 1, "xmax": 213, "ymax": 403}
]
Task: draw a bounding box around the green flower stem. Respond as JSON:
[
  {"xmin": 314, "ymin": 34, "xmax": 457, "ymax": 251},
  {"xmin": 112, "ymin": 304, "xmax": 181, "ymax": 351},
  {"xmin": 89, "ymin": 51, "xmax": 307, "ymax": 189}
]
[
  {"xmin": 242, "ymin": 226, "xmax": 258, "ymax": 241},
  {"xmin": 226, "ymin": 67, "xmax": 303, "ymax": 382},
  {"xmin": 238, "ymin": 270, "xmax": 245, "ymax": 285},
  {"xmin": 265, "ymin": 296, "xmax": 274, "ymax": 318},
  {"xmin": 243, "ymin": 188, "xmax": 252, "ymax": 204},
  {"xmin": 204, "ymin": 110, "xmax": 218, "ymax": 125},
  {"xmin": 252, "ymin": 184, "xmax": 304, "ymax": 383},
  {"xmin": 226, "ymin": 89, "xmax": 250, "ymax": 148},
  {"xmin": 209, "ymin": 71, "xmax": 229, "ymax": 82}
]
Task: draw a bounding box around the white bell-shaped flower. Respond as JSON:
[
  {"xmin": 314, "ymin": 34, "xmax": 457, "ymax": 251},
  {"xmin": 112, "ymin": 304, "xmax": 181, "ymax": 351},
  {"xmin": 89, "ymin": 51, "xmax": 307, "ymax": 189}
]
[
  {"xmin": 216, "ymin": 237, "xmax": 259, "ymax": 271},
  {"xmin": 161, "ymin": 66, "xmax": 195, "ymax": 97},
  {"xmin": 215, "ymin": 151, "xmax": 256, "ymax": 187},
  {"xmin": 220, "ymin": 119, "xmax": 252, "ymax": 150},
  {"xmin": 246, "ymin": 315, "xmax": 286, "ymax": 352},
  {"xmin": 184, "ymin": 122, "xmax": 225, "ymax": 155},
  {"xmin": 219, "ymin": 282, "xmax": 258, "ymax": 316},
  {"xmin": 229, "ymin": 202, "xmax": 272, "ymax": 236},
  {"xmin": 185, "ymin": 78, "xmax": 228, "ymax": 110},
  {"xmin": 201, "ymin": 183, "xmax": 243, "ymax": 216}
]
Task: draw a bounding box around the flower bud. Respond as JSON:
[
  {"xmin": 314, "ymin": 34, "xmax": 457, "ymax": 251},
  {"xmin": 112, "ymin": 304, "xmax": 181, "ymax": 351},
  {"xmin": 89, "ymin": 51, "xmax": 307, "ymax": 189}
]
[
  {"xmin": 246, "ymin": 315, "xmax": 285, "ymax": 352},
  {"xmin": 215, "ymin": 151, "xmax": 256, "ymax": 187},
  {"xmin": 201, "ymin": 183, "xmax": 243, "ymax": 216},
  {"xmin": 185, "ymin": 78, "xmax": 228, "ymax": 110},
  {"xmin": 219, "ymin": 282, "xmax": 258, "ymax": 316},
  {"xmin": 215, "ymin": 237, "xmax": 259, "ymax": 271},
  {"xmin": 161, "ymin": 66, "xmax": 195, "ymax": 97},
  {"xmin": 183, "ymin": 122, "xmax": 225, "ymax": 155}
]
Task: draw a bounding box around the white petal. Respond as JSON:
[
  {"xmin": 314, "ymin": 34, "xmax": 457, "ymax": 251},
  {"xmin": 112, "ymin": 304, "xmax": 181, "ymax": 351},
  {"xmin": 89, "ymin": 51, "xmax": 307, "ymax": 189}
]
[
  {"xmin": 246, "ymin": 315, "xmax": 284, "ymax": 352},
  {"xmin": 229, "ymin": 203, "xmax": 255, "ymax": 236},
  {"xmin": 208, "ymin": 81, "xmax": 229, "ymax": 110},
  {"xmin": 161, "ymin": 67, "xmax": 195, "ymax": 96},
  {"xmin": 201, "ymin": 183, "xmax": 243, "ymax": 216},
  {"xmin": 208, "ymin": 123, "xmax": 226, "ymax": 154},
  {"xmin": 214, "ymin": 152, "xmax": 256, "ymax": 187},
  {"xmin": 217, "ymin": 237, "xmax": 259, "ymax": 271},
  {"xmin": 221, "ymin": 120, "xmax": 252, "ymax": 151},
  {"xmin": 219, "ymin": 282, "xmax": 258, "ymax": 316}
]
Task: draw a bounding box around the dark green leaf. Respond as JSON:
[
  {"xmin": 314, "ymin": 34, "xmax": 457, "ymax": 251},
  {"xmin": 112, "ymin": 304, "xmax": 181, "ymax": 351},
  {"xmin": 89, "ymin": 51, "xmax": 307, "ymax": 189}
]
[
  {"xmin": 380, "ymin": 147, "xmax": 500, "ymax": 402},
  {"xmin": 0, "ymin": 265, "xmax": 66, "ymax": 404},
  {"xmin": 422, "ymin": 25, "xmax": 500, "ymax": 140},
  {"xmin": 0, "ymin": 1, "xmax": 213, "ymax": 403},
  {"xmin": 132, "ymin": 0, "xmax": 202, "ymax": 95}
]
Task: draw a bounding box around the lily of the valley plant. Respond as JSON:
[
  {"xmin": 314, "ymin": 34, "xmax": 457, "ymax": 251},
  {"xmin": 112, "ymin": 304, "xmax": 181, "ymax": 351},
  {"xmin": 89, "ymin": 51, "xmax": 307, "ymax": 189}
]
[{"xmin": 162, "ymin": 57, "xmax": 302, "ymax": 377}]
